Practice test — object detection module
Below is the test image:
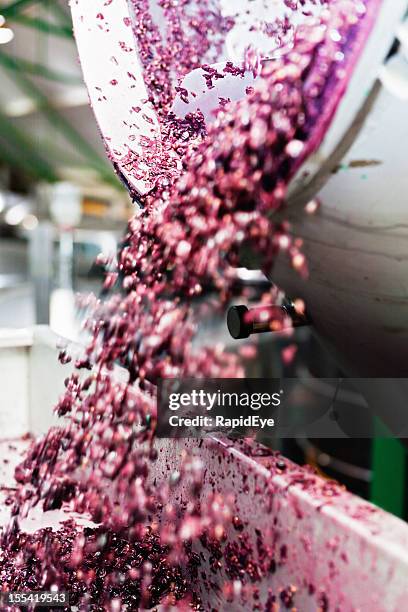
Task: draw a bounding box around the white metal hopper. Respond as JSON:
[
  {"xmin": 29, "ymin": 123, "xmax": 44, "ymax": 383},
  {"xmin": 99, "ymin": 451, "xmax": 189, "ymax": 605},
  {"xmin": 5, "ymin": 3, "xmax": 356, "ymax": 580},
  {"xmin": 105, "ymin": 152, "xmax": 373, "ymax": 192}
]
[{"xmin": 0, "ymin": 328, "xmax": 408, "ymax": 609}]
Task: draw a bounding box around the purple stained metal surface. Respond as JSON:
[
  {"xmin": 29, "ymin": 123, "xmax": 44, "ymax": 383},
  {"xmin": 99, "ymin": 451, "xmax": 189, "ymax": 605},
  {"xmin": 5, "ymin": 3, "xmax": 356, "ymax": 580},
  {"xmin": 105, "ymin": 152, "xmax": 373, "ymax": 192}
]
[
  {"xmin": 0, "ymin": 439, "xmax": 94, "ymax": 534},
  {"xmin": 153, "ymin": 436, "xmax": 408, "ymax": 610},
  {"xmin": 70, "ymin": 0, "xmax": 162, "ymax": 196},
  {"xmin": 2, "ymin": 435, "xmax": 408, "ymax": 610}
]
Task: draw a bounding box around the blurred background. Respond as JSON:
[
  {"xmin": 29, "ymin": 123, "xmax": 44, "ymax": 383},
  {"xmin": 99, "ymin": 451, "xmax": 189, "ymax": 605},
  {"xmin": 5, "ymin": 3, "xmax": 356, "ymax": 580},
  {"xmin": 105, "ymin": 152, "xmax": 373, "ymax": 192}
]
[{"xmin": 0, "ymin": 0, "xmax": 130, "ymax": 338}]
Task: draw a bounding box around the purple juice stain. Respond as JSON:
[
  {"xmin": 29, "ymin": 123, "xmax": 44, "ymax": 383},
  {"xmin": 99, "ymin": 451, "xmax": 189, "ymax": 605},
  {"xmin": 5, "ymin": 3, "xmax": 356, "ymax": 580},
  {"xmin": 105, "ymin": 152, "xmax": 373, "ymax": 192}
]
[{"xmin": 0, "ymin": 1, "xmax": 381, "ymax": 609}]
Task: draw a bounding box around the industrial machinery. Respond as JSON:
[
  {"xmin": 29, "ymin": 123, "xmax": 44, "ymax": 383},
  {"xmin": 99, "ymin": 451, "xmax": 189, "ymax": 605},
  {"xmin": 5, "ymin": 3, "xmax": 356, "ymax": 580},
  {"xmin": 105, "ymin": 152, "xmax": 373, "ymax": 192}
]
[
  {"xmin": 70, "ymin": 0, "xmax": 408, "ymax": 435},
  {"xmin": 9, "ymin": 1, "xmax": 399, "ymax": 608},
  {"xmin": 69, "ymin": 0, "xmax": 408, "ymax": 373},
  {"xmin": 0, "ymin": 327, "xmax": 408, "ymax": 610}
]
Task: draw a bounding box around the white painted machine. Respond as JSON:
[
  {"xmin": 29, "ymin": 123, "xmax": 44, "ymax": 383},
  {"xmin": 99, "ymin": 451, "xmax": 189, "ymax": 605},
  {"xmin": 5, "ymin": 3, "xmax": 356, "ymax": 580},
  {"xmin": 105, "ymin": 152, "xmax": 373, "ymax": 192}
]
[
  {"xmin": 70, "ymin": 0, "xmax": 408, "ymax": 382},
  {"xmin": 1, "ymin": 4, "xmax": 408, "ymax": 609},
  {"xmin": 1, "ymin": 327, "xmax": 408, "ymax": 610}
]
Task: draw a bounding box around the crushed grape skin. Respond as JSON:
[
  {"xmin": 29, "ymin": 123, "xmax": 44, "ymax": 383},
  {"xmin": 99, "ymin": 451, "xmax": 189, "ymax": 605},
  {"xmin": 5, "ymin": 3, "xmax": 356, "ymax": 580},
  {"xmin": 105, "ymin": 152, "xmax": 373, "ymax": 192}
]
[
  {"xmin": 1, "ymin": 1, "xmax": 380, "ymax": 609},
  {"xmin": 0, "ymin": 521, "xmax": 201, "ymax": 611}
]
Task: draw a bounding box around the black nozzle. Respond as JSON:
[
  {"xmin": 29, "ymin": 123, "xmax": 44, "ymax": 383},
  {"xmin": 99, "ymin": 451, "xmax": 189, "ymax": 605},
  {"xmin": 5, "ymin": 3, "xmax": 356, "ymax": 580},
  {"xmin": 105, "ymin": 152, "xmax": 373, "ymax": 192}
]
[
  {"xmin": 227, "ymin": 302, "xmax": 310, "ymax": 340},
  {"xmin": 227, "ymin": 305, "xmax": 251, "ymax": 339}
]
